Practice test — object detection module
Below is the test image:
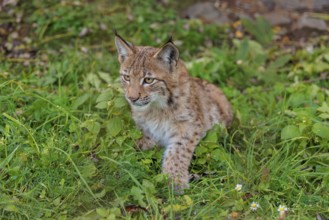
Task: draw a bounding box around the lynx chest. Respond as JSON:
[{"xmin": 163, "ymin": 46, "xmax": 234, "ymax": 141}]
[{"xmin": 133, "ymin": 110, "xmax": 176, "ymax": 147}]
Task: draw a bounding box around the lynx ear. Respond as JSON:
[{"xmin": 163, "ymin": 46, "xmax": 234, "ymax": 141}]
[
  {"xmin": 114, "ymin": 32, "xmax": 134, "ymax": 63},
  {"xmin": 154, "ymin": 37, "xmax": 179, "ymax": 71}
]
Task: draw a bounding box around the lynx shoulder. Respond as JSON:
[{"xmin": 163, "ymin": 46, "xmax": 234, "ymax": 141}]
[{"xmin": 114, "ymin": 33, "xmax": 233, "ymax": 191}]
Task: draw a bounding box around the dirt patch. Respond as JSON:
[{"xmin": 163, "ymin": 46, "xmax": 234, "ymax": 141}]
[
  {"xmin": 0, "ymin": 1, "xmax": 36, "ymax": 62},
  {"xmin": 181, "ymin": 0, "xmax": 329, "ymax": 42}
]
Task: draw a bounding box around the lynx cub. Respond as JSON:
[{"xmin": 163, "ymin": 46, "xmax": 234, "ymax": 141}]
[{"xmin": 114, "ymin": 33, "xmax": 233, "ymax": 190}]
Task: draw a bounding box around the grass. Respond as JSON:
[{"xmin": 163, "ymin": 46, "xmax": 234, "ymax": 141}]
[{"xmin": 0, "ymin": 0, "xmax": 329, "ymax": 219}]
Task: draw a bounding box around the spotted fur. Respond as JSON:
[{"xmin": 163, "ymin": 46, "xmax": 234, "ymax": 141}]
[{"xmin": 114, "ymin": 33, "xmax": 233, "ymax": 191}]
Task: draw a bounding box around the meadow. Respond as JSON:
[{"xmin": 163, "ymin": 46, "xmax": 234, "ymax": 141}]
[{"xmin": 0, "ymin": 0, "xmax": 328, "ymax": 219}]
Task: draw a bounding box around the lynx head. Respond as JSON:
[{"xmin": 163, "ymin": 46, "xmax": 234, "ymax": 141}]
[{"xmin": 114, "ymin": 33, "xmax": 179, "ymax": 110}]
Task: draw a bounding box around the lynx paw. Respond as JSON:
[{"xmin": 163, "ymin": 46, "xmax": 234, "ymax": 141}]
[
  {"xmin": 136, "ymin": 135, "xmax": 156, "ymax": 151},
  {"xmin": 167, "ymin": 175, "xmax": 189, "ymax": 194},
  {"xmin": 163, "ymin": 168, "xmax": 190, "ymax": 194}
]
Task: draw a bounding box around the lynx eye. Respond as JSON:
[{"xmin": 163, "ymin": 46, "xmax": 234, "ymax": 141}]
[
  {"xmin": 143, "ymin": 77, "xmax": 154, "ymax": 84},
  {"xmin": 122, "ymin": 75, "xmax": 130, "ymax": 81}
]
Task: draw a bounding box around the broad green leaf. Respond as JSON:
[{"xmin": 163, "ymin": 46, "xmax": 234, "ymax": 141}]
[
  {"xmin": 288, "ymin": 93, "xmax": 306, "ymax": 107},
  {"xmin": 53, "ymin": 197, "xmax": 61, "ymax": 206},
  {"xmin": 109, "ymin": 207, "xmax": 121, "ymax": 216},
  {"xmin": 234, "ymin": 199, "xmax": 244, "ymax": 211},
  {"xmin": 107, "ymin": 213, "xmax": 116, "ymax": 220},
  {"xmin": 184, "ymin": 195, "xmax": 193, "ymax": 206},
  {"xmin": 96, "ymin": 90, "xmax": 114, "ymax": 103},
  {"xmin": 163, "ymin": 204, "xmax": 187, "ymax": 213},
  {"xmin": 319, "ymin": 113, "xmax": 329, "ymax": 120},
  {"xmin": 72, "ymin": 93, "xmax": 90, "ymax": 109},
  {"xmin": 96, "ymin": 208, "xmax": 110, "ymax": 217},
  {"xmin": 197, "ymin": 158, "xmax": 206, "ymax": 165},
  {"xmin": 268, "ymin": 54, "xmax": 291, "ymax": 70},
  {"xmin": 221, "ymin": 198, "xmax": 237, "ymax": 207},
  {"xmin": 248, "ymin": 40, "xmax": 265, "ymax": 55},
  {"xmin": 83, "ymin": 210, "xmax": 100, "ymax": 219},
  {"xmin": 203, "ymin": 130, "xmax": 218, "ymax": 143},
  {"xmin": 80, "ymin": 120, "xmax": 101, "ymax": 135},
  {"xmin": 60, "ymin": 178, "xmax": 65, "ymax": 187},
  {"xmin": 314, "ymin": 61, "xmax": 329, "ymax": 72},
  {"xmin": 95, "ymin": 101, "xmax": 108, "ymax": 109},
  {"xmin": 5, "ymin": 204, "xmax": 18, "ymax": 212},
  {"xmin": 312, "ymin": 123, "xmax": 329, "ymax": 139},
  {"xmin": 130, "ymin": 186, "xmax": 146, "ymax": 207},
  {"xmin": 218, "ymin": 209, "xmax": 229, "ymax": 217},
  {"xmin": 98, "ymin": 71, "xmax": 112, "ymax": 84},
  {"xmin": 69, "ymin": 123, "xmax": 78, "ymax": 132},
  {"xmin": 236, "ymin": 38, "xmax": 249, "ymax": 61},
  {"xmin": 85, "ymin": 73, "xmax": 101, "ymax": 89},
  {"xmin": 81, "ymin": 162, "xmax": 97, "ymax": 178},
  {"xmin": 141, "ymin": 159, "xmax": 152, "ymax": 165},
  {"xmin": 154, "ymin": 174, "xmax": 166, "ymax": 183},
  {"xmin": 115, "ymin": 136, "xmax": 126, "ymax": 146},
  {"xmin": 142, "ymin": 179, "xmax": 155, "ymax": 194},
  {"xmin": 107, "ymin": 117, "xmax": 123, "ymax": 137},
  {"xmin": 94, "ymin": 189, "xmax": 106, "ymax": 199},
  {"xmin": 211, "ymin": 149, "xmax": 221, "ymax": 161},
  {"xmin": 195, "ymin": 145, "xmax": 208, "ymax": 155},
  {"xmin": 113, "ymin": 96, "xmax": 128, "ymax": 108},
  {"xmin": 129, "ymin": 128, "xmax": 143, "ymax": 139},
  {"xmin": 317, "ymin": 102, "xmax": 329, "ymax": 114},
  {"xmin": 281, "ymin": 125, "xmax": 301, "ymax": 140}
]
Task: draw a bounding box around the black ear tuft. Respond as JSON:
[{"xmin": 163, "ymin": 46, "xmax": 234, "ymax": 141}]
[{"xmin": 166, "ymin": 35, "xmax": 173, "ymax": 44}]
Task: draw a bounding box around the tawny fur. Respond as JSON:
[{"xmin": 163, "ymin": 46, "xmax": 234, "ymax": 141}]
[{"xmin": 115, "ymin": 34, "xmax": 233, "ymax": 190}]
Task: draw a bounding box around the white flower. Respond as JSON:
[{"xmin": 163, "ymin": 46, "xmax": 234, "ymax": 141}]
[
  {"xmin": 236, "ymin": 60, "xmax": 243, "ymax": 65},
  {"xmin": 250, "ymin": 202, "xmax": 260, "ymax": 211},
  {"xmin": 235, "ymin": 184, "xmax": 242, "ymax": 191},
  {"xmin": 278, "ymin": 205, "xmax": 288, "ymax": 213}
]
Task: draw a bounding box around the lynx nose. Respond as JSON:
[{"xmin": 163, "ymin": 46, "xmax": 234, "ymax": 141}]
[{"xmin": 127, "ymin": 96, "xmax": 139, "ymax": 103}]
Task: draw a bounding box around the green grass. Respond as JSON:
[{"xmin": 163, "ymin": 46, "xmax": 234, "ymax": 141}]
[{"xmin": 1, "ymin": 0, "xmax": 329, "ymax": 219}]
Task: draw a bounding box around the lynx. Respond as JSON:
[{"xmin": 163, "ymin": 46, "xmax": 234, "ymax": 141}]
[{"xmin": 114, "ymin": 33, "xmax": 233, "ymax": 191}]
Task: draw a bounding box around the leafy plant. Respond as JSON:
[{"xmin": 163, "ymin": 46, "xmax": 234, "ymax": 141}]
[{"xmin": 242, "ymin": 16, "xmax": 273, "ymax": 46}]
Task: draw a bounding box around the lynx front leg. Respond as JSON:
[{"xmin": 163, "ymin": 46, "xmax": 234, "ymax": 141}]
[
  {"xmin": 136, "ymin": 135, "xmax": 156, "ymax": 151},
  {"xmin": 162, "ymin": 134, "xmax": 201, "ymax": 192}
]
